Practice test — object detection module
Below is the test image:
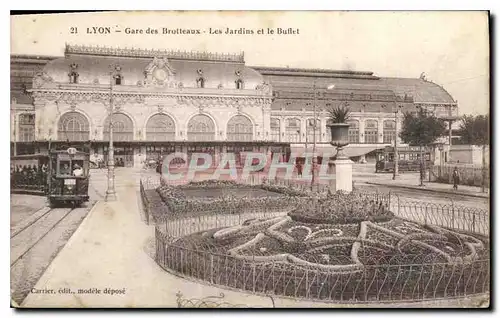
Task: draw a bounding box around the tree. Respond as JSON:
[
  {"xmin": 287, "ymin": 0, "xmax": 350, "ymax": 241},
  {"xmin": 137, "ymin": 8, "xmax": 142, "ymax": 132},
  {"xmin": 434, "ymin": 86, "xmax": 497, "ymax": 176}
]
[
  {"xmin": 456, "ymin": 114, "xmax": 489, "ymax": 192},
  {"xmin": 400, "ymin": 109, "xmax": 447, "ymax": 186}
]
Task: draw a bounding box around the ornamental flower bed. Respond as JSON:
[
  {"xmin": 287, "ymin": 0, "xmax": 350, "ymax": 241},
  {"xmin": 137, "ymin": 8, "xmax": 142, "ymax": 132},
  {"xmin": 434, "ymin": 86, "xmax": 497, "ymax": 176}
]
[
  {"xmin": 156, "ymin": 180, "xmax": 309, "ymax": 215},
  {"xmin": 288, "ymin": 190, "xmax": 394, "ymax": 225},
  {"xmin": 158, "ymin": 190, "xmax": 490, "ymax": 302}
]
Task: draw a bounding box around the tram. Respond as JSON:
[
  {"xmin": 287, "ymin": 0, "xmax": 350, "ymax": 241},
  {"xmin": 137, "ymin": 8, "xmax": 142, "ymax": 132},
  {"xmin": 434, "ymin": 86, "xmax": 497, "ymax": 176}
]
[
  {"xmin": 375, "ymin": 146, "xmax": 432, "ymax": 173},
  {"xmin": 11, "ymin": 154, "xmax": 50, "ymax": 195},
  {"xmin": 47, "ymin": 148, "xmax": 90, "ymax": 207}
]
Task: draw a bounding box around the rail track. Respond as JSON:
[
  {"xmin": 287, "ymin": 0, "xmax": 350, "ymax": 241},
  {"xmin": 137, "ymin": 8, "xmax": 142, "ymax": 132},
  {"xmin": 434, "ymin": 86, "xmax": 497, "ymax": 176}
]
[{"xmin": 10, "ymin": 203, "xmax": 93, "ymax": 305}]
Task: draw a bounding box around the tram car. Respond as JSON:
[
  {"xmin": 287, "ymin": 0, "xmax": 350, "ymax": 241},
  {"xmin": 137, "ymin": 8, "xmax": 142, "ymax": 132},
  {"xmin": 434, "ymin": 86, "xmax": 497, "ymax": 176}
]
[
  {"xmin": 375, "ymin": 146, "xmax": 432, "ymax": 173},
  {"xmin": 11, "ymin": 154, "xmax": 50, "ymax": 195},
  {"xmin": 47, "ymin": 148, "xmax": 90, "ymax": 207}
]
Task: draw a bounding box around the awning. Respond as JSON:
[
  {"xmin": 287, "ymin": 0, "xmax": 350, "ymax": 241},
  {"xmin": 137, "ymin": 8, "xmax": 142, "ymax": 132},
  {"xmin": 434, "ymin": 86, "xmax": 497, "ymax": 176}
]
[{"xmin": 290, "ymin": 145, "xmax": 385, "ymax": 158}]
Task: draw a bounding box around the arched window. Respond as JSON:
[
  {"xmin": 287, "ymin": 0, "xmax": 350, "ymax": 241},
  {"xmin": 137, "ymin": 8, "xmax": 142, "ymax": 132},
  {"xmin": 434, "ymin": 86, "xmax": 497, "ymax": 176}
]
[
  {"xmin": 270, "ymin": 118, "xmax": 280, "ymax": 142},
  {"xmin": 146, "ymin": 114, "xmax": 175, "ymax": 141},
  {"xmin": 235, "ymin": 79, "xmax": 244, "ymax": 89},
  {"xmin": 187, "ymin": 114, "xmax": 215, "ymax": 141},
  {"xmin": 196, "ymin": 77, "xmax": 205, "ymax": 88},
  {"xmin": 285, "ymin": 118, "xmax": 301, "ymax": 143},
  {"xmin": 114, "ymin": 74, "xmax": 123, "ymax": 85},
  {"xmin": 69, "ymin": 71, "xmax": 79, "ymax": 84},
  {"xmin": 347, "ymin": 120, "xmax": 360, "ymax": 143},
  {"xmin": 364, "ymin": 119, "xmax": 378, "ymax": 143},
  {"xmin": 18, "ymin": 113, "xmax": 35, "ymax": 142},
  {"xmin": 383, "ymin": 120, "xmax": 396, "ymax": 144},
  {"xmin": 57, "ymin": 112, "xmax": 90, "ymax": 141},
  {"xmin": 227, "ymin": 115, "xmax": 253, "ymax": 141},
  {"xmin": 306, "ymin": 118, "xmax": 321, "ymax": 143},
  {"xmin": 103, "ymin": 113, "xmax": 134, "ymax": 141}
]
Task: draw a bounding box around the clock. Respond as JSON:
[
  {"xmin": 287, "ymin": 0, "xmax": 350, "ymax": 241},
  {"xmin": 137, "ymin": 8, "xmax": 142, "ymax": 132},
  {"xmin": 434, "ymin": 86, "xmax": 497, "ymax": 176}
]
[{"xmin": 153, "ymin": 68, "xmax": 168, "ymax": 81}]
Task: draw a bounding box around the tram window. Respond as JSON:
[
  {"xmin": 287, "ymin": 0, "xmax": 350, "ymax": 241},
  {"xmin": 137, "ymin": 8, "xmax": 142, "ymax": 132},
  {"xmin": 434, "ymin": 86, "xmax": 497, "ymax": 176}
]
[
  {"xmin": 425, "ymin": 154, "xmax": 430, "ymax": 161},
  {"xmin": 388, "ymin": 154, "xmax": 394, "ymax": 162},
  {"xmin": 72, "ymin": 160, "xmax": 85, "ymax": 176},
  {"xmin": 399, "ymin": 154, "xmax": 405, "ymax": 160},
  {"xmin": 59, "ymin": 160, "xmax": 71, "ymax": 175}
]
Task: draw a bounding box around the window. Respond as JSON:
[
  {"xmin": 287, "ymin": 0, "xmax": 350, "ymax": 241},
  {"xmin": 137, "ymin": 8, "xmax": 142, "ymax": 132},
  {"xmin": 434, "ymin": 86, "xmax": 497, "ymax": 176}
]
[
  {"xmin": 285, "ymin": 118, "xmax": 301, "ymax": 143},
  {"xmin": 68, "ymin": 63, "xmax": 79, "ymax": 84},
  {"xmin": 227, "ymin": 115, "xmax": 253, "ymax": 141},
  {"xmin": 364, "ymin": 120, "xmax": 378, "ymax": 143},
  {"xmin": 18, "ymin": 114, "xmax": 35, "ymax": 142},
  {"xmin": 235, "ymin": 79, "xmax": 244, "ymax": 89},
  {"xmin": 346, "ymin": 120, "xmax": 360, "ymax": 143},
  {"xmin": 146, "ymin": 114, "xmax": 175, "ymax": 141},
  {"xmin": 103, "ymin": 113, "xmax": 134, "ymax": 141},
  {"xmin": 187, "ymin": 114, "xmax": 215, "ymax": 141},
  {"xmin": 383, "ymin": 120, "xmax": 396, "ymax": 144},
  {"xmin": 196, "ymin": 77, "xmax": 205, "ymax": 88},
  {"xmin": 114, "ymin": 74, "xmax": 123, "ymax": 85},
  {"xmin": 306, "ymin": 118, "xmax": 321, "ymax": 143},
  {"xmin": 58, "ymin": 112, "xmax": 90, "ymax": 141},
  {"xmin": 270, "ymin": 118, "xmax": 280, "ymax": 142},
  {"xmin": 69, "ymin": 71, "xmax": 79, "ymax": 84}
]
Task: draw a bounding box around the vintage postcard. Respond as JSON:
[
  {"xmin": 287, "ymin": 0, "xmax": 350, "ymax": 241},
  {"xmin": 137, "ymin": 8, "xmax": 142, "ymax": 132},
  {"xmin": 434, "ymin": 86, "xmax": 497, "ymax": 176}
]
[{"xmin": 10, "ymin": 11, "xmax": 490, "ymax": 308}]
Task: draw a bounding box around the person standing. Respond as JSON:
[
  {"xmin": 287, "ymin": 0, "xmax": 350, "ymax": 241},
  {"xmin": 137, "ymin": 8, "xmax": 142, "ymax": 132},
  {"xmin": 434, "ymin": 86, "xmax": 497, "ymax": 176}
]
[{"xmin": 452, "ymin": 167, "xmax": 460, "ymax": 190}]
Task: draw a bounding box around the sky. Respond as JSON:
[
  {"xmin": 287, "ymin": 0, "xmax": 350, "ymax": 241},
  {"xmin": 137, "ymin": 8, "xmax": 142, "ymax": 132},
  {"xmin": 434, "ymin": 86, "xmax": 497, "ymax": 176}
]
[{"xmin": 10, "ymin": 11, "xmax": 489, "ymax": 115}]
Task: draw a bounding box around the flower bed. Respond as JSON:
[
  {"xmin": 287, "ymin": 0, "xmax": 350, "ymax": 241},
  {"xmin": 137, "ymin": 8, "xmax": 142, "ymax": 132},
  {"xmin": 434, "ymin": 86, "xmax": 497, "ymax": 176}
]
[
  {"xmin": 288, "ymin": 191, "xmax": 394, "ymax": 224},
  {"xmin": 156, "ymin": 180, "xmax": 309, "ymax": 215},
  {"xmin": 158, "ymin": 190, "xmax": 490, "ymax": 302}
]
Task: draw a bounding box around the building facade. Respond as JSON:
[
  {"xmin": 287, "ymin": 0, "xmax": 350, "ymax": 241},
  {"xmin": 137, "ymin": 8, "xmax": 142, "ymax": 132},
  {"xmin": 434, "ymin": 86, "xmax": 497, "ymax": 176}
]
[{"xmin": 11, "ymin": 45, "xmax": 459, "ymax": 167}]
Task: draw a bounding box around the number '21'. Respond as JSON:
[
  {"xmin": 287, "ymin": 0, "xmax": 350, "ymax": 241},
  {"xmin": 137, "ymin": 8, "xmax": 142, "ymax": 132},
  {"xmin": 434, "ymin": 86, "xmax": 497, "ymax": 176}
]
[{"xmin": 70, "ymin": 27, "xmax": 78, "ymax": 34}]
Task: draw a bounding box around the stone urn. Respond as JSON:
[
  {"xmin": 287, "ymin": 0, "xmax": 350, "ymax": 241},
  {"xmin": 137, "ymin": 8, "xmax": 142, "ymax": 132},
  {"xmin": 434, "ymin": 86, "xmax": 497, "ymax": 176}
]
[{"xmin": 327, "ymin": 123, "xmax": 350, "ymax": 159}]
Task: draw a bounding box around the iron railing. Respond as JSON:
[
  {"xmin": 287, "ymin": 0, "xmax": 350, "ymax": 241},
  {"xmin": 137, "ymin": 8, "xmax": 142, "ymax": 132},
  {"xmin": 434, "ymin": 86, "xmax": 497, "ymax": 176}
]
[{"xmin": 141, "ymin": 175, "xmax": 489, "ymax": 303}]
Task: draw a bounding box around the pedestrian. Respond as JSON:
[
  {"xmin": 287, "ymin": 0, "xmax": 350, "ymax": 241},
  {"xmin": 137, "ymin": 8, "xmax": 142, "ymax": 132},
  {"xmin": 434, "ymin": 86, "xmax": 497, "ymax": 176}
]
[
  {"xmin": 452, "ymin": 167, "xmax": 460, "ymax": 190},
  {"xmin": 296, "ymin": 162, "xmax": 303, "ymax": 177}
]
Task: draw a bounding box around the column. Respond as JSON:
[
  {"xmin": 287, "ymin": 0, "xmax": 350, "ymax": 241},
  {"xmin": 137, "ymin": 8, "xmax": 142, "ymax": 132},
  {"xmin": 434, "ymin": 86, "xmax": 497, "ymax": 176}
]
[
  {"xmin": 377, "ymin": 119, "xmax": 384, "ymax": 143},
  {"xmin": 34, "ymin": 100, "xmax": 47, "ymax": 141},
  {"xmin": 280, "ymin": 116, "xmax": 285, "ymax": 143},
  {"xmin": 359, "ymin": 119, "xmax": 365, "ymax": 143},
  {"xmin": 300, "ymin": 118, "xmax": 307, "ymax": 143}
]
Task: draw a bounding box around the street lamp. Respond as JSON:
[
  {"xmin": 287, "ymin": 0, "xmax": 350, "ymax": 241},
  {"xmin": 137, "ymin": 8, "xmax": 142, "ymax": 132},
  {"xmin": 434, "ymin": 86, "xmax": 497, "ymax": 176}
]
[
  {"xmin": 382, "ymin": 104, "xmax": 404, "ymax": 180},
  {"xmin": 437, "ymin": 142, "xmax": 444, "ymax": 178},
  {"xmin": 105, "ymin": 65, "xmax": 120, "ymax": 202}
]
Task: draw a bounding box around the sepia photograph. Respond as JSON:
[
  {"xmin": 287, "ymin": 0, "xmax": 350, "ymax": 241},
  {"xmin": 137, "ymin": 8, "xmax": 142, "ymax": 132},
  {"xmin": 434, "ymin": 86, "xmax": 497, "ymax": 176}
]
[{"xmin": 9, "ymin": 10, "xmax": 490, "ymax": 308}]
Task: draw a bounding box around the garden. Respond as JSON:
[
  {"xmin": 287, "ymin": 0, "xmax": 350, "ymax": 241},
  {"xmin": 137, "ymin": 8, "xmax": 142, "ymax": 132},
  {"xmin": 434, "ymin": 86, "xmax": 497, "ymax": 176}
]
[{"xmin": 155, "ymin": 190, "xmax": 490, "ymax": 302}]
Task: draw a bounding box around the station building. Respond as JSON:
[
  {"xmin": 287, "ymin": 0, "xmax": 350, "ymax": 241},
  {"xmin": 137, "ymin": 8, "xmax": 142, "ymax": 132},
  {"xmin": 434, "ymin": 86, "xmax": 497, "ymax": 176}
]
[{"xmin": 11, "ymin": 44, "xmax": 459, "ymax": 167}]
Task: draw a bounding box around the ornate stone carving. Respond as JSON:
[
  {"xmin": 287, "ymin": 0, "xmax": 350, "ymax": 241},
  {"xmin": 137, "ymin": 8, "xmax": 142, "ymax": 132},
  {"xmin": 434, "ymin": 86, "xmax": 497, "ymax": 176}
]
[
  {"xmin": 143, "ymin": 56, "xmax": 179, "ymax": 88},
  {"xmin": 93, "ymin": 78, "xmax": 100, "ymax": 85},
  {"xmin": 218, "ymin": 83, "xmax": 224, "ymax": 89},
  {"xmin": 158, "ymin": 104, "xmax": 165, "ymax": 113},
  {"xmin": 33, "ymin": 71, "xmax": 54, "ymax": 88},
  {"xmin": 256, "ymin": 82, "xmax": 272, "ymax": 94}
]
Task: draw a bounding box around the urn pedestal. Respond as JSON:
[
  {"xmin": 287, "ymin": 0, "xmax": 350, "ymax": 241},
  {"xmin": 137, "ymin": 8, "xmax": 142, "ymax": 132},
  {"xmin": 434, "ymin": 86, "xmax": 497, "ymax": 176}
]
[{"xmin": 327, "ymin": 123, "xmax": 353, "ymax": 193}]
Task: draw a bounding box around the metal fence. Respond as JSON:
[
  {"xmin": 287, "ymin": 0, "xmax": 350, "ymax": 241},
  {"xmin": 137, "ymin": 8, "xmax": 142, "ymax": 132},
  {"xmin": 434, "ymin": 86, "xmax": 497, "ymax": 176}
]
[
  {"xmin": 154, "ymin": 206, "xmax": 489, "ymax": 303},
  {"xmin": 147, "ymin": 190, "xmax": 489, "ymax": 303}
]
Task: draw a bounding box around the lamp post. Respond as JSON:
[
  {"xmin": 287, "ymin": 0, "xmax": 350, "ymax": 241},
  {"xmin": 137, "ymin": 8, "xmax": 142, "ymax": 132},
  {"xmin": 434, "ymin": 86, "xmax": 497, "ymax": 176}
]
[
  {"xmin": 392, "ymin": 105, "xmax": 403, "ymax": 180},
  {"xmin": 437, "ymin": 143, "xmax": 444, "ymax": 179},
  {"xmin": 382, "ymin": 104, "xmax": 403, "ymax": 180},
  {"xmin": 105, "ymin": 65, "xmax": 120, "ymax": 202}
]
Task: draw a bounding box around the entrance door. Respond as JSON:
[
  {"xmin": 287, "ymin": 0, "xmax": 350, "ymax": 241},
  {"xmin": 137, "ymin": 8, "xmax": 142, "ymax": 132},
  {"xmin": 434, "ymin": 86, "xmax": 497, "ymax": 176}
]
[{"xmin": 104, "ymin": 146, "xmax": 134, "ymax": 167}]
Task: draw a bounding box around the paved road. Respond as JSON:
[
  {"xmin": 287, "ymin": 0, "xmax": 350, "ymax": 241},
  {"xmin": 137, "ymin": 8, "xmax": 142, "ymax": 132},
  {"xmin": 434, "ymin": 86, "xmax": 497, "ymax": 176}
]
[{"xmin": 356, "ymin": 183, "xmax": 489, "ymax": 210}]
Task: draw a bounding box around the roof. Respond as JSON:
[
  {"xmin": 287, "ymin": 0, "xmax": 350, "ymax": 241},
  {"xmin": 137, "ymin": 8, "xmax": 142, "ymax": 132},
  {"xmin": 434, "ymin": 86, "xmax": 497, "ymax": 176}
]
[
  {"xmin": 252, "ymin": 67, "xmax": 456, "ymax": 104},
  {"xmin": 40, "ymin": 46, "xmax": 264, "ymax": 89}
]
